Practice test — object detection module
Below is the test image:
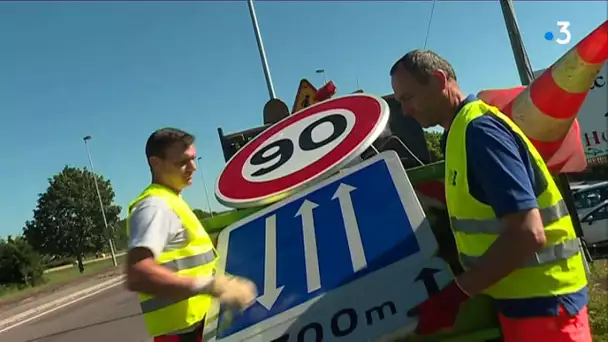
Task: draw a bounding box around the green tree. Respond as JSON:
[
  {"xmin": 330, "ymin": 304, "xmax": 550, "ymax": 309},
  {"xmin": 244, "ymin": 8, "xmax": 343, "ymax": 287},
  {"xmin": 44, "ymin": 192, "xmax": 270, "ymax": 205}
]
[
  {"xmin": 424, "ymin": 131, "xmax": 444, "ymax": 161},
  {"xmin": 22, "ymin": 166, "xmax": 121, "ymax": 273}
]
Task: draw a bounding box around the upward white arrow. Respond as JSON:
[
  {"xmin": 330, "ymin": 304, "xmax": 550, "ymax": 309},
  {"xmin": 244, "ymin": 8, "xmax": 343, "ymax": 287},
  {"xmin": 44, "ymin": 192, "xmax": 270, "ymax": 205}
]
[
  {"xmin": 332, "ymin": 183, "xmax": 367, "ymax": 272},
  {"xmin": 295, "ymin": 200, "xmax": 321, "ymax": 293},
  {"xmin": 257, "ymin": 215, "xmax": 284, "ymax": 310}
]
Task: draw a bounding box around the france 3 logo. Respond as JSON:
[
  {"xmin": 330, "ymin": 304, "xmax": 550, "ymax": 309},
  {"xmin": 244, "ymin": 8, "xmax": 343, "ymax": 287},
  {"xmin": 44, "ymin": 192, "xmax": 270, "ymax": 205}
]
[{"xmin": 544, "ymin": 21, "xmax": 571, "ymax": 45}]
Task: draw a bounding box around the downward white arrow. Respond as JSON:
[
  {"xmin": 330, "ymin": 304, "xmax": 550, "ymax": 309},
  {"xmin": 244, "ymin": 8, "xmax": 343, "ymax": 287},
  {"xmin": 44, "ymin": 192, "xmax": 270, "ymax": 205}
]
[
  {"xmin": 257, "ymin": 215, "xmax": 284, "ymax": 310},
  {"xmin": 295, "ymin": 200, "xmax": 321, "ymax": 293},
  {"xmin": 332, "ymin": 183, "xmax": 367, "ymax": 272}
]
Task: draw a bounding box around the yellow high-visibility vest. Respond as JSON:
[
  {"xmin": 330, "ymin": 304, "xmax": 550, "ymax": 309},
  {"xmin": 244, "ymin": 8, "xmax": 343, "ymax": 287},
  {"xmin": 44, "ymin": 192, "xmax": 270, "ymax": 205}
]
[
  {"xmin": 127, "ymin": 184, "xmax": 218, "ymax": 337},
  {"xmin": 445, "ymin": 99, "xmax": 587, "ymax": 299}
]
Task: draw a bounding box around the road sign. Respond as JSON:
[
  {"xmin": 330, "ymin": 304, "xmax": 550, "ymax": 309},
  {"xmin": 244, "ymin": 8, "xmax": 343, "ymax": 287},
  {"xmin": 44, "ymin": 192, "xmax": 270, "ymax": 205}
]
[
  {"xmin": 204, "ymin": 151, "xmax": 454, "ymax": 342},
  {"xmin": 263, "ymin": 98, "xmax": 290, "ymax": 125},
  {"xmin": 291, "ymin": 79, "xmax": 318, "ymax": 114},
  {"xmin": 215, "ymin": 94, "xmax": 390, "ymax": 208}
]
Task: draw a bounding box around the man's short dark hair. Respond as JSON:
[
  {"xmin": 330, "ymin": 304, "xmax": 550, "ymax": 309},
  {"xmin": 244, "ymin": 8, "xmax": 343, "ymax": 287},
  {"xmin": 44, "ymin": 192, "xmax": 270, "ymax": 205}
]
[
  {"xmin": 145, "ymin": 127, "xmax": 195, "ymax": 159},
  {"xmin": 390, "ymin": 50, "xmax": 457, "ymax": 84}
]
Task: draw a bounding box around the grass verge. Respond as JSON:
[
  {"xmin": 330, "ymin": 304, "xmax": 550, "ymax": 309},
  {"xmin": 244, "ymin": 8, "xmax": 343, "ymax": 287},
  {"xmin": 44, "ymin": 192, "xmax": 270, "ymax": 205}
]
[
  {"xmin": 590, "ymin": 259, "xmax": 608, "ymax": 341},
  {"xmin": 0, "ymin": 254, "xmax": 126, "ymax": 304}
]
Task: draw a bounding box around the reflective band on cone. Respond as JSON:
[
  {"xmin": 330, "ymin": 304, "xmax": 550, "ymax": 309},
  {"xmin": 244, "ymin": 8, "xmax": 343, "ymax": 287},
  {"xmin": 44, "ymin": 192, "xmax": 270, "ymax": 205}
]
[
  {"xmin": 529, "ymin": 69, "xmax": 589, "ymax": 121},
  {"xmin": 511, "ymin": 90, "xmax": 574, "ymax": 142},
  {"xmin": 552, "ymin": 48, "xmax": 604, "ymax": 94}
]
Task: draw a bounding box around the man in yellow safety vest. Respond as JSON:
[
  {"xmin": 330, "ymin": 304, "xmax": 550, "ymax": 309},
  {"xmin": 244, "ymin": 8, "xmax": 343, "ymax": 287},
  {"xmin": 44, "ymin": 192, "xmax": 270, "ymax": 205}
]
[
  {"xmin": 125, "ymin": 127, "xmax": 258, "ymax": 342},
  {"xmin": 390, "ymin": 50, "xmax": 591, "ymax": 342}
]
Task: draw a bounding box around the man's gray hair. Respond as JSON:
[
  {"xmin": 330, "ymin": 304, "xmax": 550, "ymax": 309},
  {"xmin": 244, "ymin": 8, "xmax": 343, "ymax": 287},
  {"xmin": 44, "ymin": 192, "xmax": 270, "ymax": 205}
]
[{"xmin": 390, "ymin": 50, "xmax": 457, "ymax": 84}]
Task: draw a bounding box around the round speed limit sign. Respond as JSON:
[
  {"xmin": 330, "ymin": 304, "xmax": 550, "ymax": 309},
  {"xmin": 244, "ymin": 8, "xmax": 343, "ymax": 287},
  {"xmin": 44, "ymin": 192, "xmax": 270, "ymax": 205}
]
[{"xmin": 215, "ymin": 94, "xmax": 390, "ymax": 208}]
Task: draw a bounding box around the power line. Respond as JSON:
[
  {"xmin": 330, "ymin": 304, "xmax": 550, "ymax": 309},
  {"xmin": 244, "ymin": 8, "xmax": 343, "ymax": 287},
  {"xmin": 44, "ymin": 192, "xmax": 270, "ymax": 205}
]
[{"xmin": 422, "ymin": 0, "xmax": 438, "ymax": 49}]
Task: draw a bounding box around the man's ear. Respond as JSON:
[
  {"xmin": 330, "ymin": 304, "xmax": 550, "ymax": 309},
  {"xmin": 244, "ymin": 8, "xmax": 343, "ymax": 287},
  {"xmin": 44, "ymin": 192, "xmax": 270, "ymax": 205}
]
[
  {"xmin": 148, "ymin": 156, "xmax": 162, "ymax": 169},
  {"xmin": 432, "ymin": 70, "xmax": 448, "ymax": 90}
]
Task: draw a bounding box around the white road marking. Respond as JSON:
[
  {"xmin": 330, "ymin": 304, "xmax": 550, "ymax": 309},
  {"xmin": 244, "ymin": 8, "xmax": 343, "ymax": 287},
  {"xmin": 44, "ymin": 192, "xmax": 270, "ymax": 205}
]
[{"xmin": 0, "ymin": 279, "xmax": 126, "ymax": 334}]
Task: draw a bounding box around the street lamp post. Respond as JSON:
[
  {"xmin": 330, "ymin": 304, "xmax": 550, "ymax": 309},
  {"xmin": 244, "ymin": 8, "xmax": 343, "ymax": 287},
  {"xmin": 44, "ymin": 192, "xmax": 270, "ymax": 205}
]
[
  {"xmin": 247, "ymin": 0, "xmax": 276, "ymax": 100},
  {"xmin": 315, "ymin": 69, "xmax": 327, "ymax": 84},
  {"xmin": 197, "ymin": 157, "xmax": 214, "ymax": 217},
  {"xmin": 83, "ymin": 135, "xmax": 118, "ymax": 267}
]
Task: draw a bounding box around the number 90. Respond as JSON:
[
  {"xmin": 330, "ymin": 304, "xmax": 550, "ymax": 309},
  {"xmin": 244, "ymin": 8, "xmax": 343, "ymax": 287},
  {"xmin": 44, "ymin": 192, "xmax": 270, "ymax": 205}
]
[{"xmin": 248, "ymin": 114, "xmax": 348, "ymax": 177}]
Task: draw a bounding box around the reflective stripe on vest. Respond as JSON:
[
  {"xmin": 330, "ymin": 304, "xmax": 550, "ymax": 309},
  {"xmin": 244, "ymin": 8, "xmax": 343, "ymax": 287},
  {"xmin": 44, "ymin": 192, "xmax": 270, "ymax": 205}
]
[
  {"xmin": 460, "ymin": 238, "xmax": 580, "ymax": 269},
  {"xmin": 140, "ymin": 249, "xmax": 216, "ymax": 314},
  {"xmin": 451, "ymin": 200, "xmax": 569, "ymax": 235},
  {"xmin": 159, "ymin": 249, "xmax": 216, "ymax": 273}
]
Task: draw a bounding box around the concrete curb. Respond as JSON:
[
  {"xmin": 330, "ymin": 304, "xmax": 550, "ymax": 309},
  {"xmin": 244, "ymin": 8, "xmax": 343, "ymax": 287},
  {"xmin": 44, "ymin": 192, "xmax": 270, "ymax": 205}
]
[{"xmin": 0, "ymin": 275, "xmax": 126, "ymax": 332}]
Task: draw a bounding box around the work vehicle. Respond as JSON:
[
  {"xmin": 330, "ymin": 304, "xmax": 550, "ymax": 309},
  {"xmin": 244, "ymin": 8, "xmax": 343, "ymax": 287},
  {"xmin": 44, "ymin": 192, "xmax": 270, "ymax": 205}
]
[{"xmin": 198, "ymin": 19, "xmax": 607, "ymax": 342}]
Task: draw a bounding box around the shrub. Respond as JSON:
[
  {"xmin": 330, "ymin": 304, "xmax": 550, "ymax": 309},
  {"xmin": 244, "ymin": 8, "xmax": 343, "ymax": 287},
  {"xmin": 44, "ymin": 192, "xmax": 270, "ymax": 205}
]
[{"xmin": 0, "ymin": 237, "xmax": 46, "ymax": 287}]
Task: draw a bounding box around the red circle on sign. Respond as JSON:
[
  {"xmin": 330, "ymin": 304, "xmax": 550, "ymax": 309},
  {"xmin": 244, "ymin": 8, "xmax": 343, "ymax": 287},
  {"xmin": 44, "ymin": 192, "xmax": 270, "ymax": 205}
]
[{"xmin": 216, "ymin": 94, "xmax": 389, "ymax": 208}]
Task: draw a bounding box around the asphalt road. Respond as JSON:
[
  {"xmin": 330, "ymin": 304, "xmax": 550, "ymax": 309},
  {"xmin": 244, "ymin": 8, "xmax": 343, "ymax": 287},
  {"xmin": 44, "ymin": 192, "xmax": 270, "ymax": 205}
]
[{"xmin": 0, "ymin": 284, "xmax": 151, "ymax": 342}]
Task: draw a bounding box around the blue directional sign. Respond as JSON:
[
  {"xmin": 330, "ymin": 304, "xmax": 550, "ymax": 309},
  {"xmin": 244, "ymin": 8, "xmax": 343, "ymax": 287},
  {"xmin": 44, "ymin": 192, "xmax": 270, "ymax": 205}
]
[{"xmin": 210, "ymin": 151, "xmax": 435, "ymax": 340}]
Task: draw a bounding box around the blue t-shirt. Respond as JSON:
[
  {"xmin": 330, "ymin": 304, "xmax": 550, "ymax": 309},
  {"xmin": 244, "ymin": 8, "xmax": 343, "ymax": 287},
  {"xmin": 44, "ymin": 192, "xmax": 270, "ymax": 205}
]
[{"xmin": 441, "ymin": 94, "xmax": 588, "ymax": 318}]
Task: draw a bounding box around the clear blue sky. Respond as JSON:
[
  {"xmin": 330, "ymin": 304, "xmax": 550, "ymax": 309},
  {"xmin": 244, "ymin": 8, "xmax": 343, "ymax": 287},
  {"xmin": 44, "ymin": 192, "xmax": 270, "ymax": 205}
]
[{"xmin": 0, "ymin": 1, "xmax": 606, "ymax": 238}]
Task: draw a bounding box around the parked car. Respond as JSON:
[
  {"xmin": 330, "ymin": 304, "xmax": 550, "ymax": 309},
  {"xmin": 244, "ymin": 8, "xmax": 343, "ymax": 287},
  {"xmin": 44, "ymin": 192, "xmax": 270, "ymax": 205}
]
[
  {"xmin": 579, "ymin": 199, "xmax": 608, "ymax": 247},
  {"xmin": 572, "ymin": 181, "xmax": 608, "ymax": 216}
]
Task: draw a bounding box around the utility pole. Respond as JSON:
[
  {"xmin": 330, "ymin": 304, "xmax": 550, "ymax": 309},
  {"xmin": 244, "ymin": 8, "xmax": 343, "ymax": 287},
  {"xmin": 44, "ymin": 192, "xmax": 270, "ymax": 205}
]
[
  {"xmin": 197, "ymin": 156, "xmax": 214, "ymax": 217},
  {"xmin": 247, "ymin": 0, "xmax": 276, "ymax": 100},
  {"xmin": 499, "ymin": 0, "xmax": 535, "ymax": 85},
  {"xmin": 83, "ymin": 135, "xmax": 118, "ymax": 267},
  {"xmin": 499, "ymin": 0, "xmax": 592, "ymax": 267}
]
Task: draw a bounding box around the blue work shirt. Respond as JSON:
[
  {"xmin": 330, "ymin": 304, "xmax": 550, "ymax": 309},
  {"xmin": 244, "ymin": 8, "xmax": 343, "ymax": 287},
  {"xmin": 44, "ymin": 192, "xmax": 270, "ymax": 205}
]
[{"xmin": 441, "ymin": 94, "xmax": 588, "ymax": 318}]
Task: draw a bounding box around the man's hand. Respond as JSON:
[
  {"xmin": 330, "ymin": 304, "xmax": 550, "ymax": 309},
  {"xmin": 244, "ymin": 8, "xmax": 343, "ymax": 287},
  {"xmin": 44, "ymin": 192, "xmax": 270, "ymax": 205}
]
[
  {"xmin": 455, "ymin": 209, "xmax": 546, "ymax": 296},
  {"xmin": 205, "ymin": 275, "xmax": 258, "ymax": 311},
  {"xmin": 408, "ymin": 280, "xmax": 470, "ymax": 335}
]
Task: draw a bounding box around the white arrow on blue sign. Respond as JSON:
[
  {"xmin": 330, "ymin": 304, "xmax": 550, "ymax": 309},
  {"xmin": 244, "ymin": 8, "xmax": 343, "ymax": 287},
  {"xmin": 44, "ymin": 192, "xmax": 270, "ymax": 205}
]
[{"xmin": 204, "ymin": 151, "xmax": 453, "ymax": 342}]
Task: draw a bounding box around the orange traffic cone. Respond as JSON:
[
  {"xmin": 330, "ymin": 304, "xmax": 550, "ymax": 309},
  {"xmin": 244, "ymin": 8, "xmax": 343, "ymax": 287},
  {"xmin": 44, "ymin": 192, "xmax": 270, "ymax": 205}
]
[
  {"xmin": 478, "ymin": 86, "xmax": 526, "ymax": 111},
  {"xmin": 503, "ymin": 20, "xmax": 608, "ymax": 170},
  {"xmin": 477, "ymin": 86, "xmax": 584, "ymax": 173}
]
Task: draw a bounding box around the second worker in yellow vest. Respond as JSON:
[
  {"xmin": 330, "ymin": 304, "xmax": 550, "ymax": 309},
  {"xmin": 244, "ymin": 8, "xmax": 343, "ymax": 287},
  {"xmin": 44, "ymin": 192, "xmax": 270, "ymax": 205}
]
[
  {"xmin": 125, "ymin": 127, "xmax": 258, "ymax": 342},
  {"xmin": 390, "ymin": 50, "xmax": 591, "ymax": 341}
]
